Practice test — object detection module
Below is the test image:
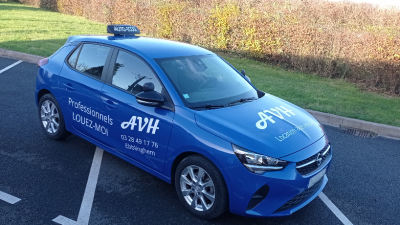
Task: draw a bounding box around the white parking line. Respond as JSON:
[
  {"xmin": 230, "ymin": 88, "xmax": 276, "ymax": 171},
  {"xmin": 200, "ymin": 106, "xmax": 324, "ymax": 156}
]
[
  {"xmin": 50, "ymin": 146, "xmax": 352, "ymax": 225},
  {"xmin": 0, "ymin": 60, "xmax": 23, "ymax": 74},
  {"xmin": 319, "ymin": 192, "xmax": 354, "ymax": 225},
  {"xmin": 0, "ymin": 190, "xmax": 21, "ymax": 204},
  {"xmin": 53, "ymin": 147, "xmax": 104, "ymax": 225}
]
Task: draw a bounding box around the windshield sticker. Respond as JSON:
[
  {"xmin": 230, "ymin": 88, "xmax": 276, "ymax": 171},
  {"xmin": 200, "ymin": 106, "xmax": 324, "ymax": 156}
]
[
  {"xmin": 121, "ymin": 116, "xmax": 160, "ymax": 134},
  {"xmin": 256, "ymin": 106, "xmax": 295, "ymax": 129},
  {"xmin": 275, "ymin": 121, "xmax": 318, "ymax": 142},
  {"xmin": 183, "ymin": 94, "xmax": 189, "ymax": 99}
]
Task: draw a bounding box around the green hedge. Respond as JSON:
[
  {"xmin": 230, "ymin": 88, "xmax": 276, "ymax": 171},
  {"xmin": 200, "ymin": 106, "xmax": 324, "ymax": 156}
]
[{"xmin": 12, "ymin": 0, "xmax": 400, "ymax": 95}]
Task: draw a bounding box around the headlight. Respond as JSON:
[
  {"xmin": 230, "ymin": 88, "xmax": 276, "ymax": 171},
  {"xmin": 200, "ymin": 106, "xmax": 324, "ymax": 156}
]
[{"xmin": 232, "ymin": 144, "xmax": 288, "ymax": 174}]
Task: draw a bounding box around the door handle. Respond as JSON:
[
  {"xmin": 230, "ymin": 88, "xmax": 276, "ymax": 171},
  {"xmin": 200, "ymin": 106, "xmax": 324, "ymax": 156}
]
[
  {"xmin": 63, "ymin": 83, "xmax": 75, "ymax": 91},
  {"xmin": 102, "ymin": 100, "xmax": 117, "ymax": 110}
]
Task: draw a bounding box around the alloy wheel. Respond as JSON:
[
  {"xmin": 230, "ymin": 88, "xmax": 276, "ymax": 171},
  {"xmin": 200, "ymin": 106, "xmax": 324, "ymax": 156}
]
[
  {"xmin": 180, "ymin": 165, "xmax": 215, "ymax": 211},
  {"xmin": 40, "ymin": 100, "xmax": 60, "ymax": 134}
]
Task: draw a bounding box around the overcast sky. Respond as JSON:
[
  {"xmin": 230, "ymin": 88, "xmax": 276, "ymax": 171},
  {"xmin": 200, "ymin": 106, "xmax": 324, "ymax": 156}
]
[{"xmin": 327, "ymin": 0, "xmax": 400, "ymax": 8}]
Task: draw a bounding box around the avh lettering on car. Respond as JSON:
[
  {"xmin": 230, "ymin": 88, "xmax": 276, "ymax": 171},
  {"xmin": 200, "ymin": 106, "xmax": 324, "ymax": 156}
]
[
  {"xmin": 121, "ymin": 116, "xmax": 160, "ymax": 134},
  {"xmin": 256, "ymin": 106, "xmax": 296, "ymax": 129}
]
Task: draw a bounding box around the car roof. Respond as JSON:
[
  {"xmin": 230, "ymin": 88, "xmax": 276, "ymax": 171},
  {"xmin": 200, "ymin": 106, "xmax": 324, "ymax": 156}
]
[{"xmin": 68, "ymin": 35, "xmax": 213, "ymax": 59}]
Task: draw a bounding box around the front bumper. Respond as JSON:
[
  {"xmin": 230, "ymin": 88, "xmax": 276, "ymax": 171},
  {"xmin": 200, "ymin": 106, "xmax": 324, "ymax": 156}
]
[{"xmin": 222, "ymin": 142, "xmax": 332, "ymax": 217}]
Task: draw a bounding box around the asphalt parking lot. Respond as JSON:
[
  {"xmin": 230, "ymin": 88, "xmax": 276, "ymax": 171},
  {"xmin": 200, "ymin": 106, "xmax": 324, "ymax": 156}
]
[{"xmin": 0, "ymin": 56, "xmax": 399, "ymax": 225}]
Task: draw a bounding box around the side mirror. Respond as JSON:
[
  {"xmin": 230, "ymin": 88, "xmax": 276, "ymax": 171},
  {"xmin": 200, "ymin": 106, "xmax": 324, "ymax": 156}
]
[
  {"xmin": 241, "ymin": 69, "xmax": 251, "ymax": 83},
  {"xmin": 135, "ymin": 82, "xmax": 164, "ymax": 107}
]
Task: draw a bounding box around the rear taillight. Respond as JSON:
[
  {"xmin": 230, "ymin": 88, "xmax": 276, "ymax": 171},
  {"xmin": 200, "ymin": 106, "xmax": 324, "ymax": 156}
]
[{"xmin": 38, "ymin": 58, "xmax": 49, "ymax": 67}]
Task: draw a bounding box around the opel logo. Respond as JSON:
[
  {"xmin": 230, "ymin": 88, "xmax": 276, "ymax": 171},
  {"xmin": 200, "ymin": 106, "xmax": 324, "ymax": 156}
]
[{"xmin": 316, "ymin": 153, "xmax": 323, "ymax": 166}]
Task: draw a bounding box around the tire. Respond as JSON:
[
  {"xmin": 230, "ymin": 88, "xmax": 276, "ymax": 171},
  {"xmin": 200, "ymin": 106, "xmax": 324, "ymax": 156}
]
[
  {"xmin": 175, "ymin": 155, "xmax": 228, "ymax": 219},
  {"xmin": 38, "ymin": 93, "xmax": 70, "ymax": 140}
]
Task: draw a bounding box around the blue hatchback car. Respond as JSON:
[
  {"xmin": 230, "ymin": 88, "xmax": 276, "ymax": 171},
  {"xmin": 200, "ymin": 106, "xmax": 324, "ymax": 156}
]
[{"xmin": 35, "ymin": 25, "xmax": 332, "ymax": 219}]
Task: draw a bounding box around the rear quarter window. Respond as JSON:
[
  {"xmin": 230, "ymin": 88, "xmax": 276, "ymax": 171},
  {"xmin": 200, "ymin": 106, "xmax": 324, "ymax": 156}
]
[
  {"xmin": 70, "ymin": 43, "xmax": 111, "ymax": 78},
  {"xmin": 67, "ymin": 45, "xmax": 82, "ymax": 68}
]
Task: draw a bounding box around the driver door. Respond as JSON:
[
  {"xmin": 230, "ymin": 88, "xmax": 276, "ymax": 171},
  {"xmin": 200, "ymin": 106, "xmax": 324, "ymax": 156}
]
[{"xmin": 99, "ymin": 49, "xmax": 175, "ymax": 173}]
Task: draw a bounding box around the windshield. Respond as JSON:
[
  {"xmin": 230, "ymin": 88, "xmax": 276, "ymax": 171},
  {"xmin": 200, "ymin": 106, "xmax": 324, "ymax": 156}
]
[{"xmin": 155, "ymin": 54, "xmax": 258, "ymax": 109}]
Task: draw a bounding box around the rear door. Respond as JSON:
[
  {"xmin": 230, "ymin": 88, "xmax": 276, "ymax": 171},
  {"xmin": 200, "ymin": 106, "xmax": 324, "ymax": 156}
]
[
  {"xmin": 98, "ymin": 49, "xmax": 175, "ymax": 173},
  {"xmin": 58, "ymin": 43, "xmax": 113, "ymax": 142}
]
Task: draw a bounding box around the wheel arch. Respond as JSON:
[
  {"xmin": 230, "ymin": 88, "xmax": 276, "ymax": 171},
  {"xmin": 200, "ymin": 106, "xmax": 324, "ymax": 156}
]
[
  {"xmin": 37, "ymin": 88, "xmax": 52, "ymax": 104},
  {"xmin": 170, "ymin": 151, "xmax": 200, "ymax": 187},
  {"xmin": 170, "ymin": 151, "xmax": 230, "ymax": 203}
]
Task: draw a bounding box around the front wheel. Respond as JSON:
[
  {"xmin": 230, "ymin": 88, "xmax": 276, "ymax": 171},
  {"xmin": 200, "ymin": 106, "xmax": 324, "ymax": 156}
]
[
  {"xmin": 175, "ymin": 155, "xmax": 228, "ymax": 219},
  {"xmin": 38, "ymin": 93, "xmax": 70, "ymax": 139}
]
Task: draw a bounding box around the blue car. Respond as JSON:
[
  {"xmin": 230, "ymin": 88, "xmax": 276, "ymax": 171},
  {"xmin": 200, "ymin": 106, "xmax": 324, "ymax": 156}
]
[{"xmin": 35, "ymin": 25, "xmax": 332, "ymax": 219}]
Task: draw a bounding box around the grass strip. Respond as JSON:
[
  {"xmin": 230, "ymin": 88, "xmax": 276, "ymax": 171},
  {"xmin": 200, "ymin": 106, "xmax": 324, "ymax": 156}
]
[
  {"xmin": 222, "ymin": 54, "xmax": 400, "ymax": 127},
  {"xmin": 1, "ymin": 2, "xmax": 399, "ymax": 127},
  {"xmin": 0, "ymin": 2, "xmax": 105, "ymax": 57}
]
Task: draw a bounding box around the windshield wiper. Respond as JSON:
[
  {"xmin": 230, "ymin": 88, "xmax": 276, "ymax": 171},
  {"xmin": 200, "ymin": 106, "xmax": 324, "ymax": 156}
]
[
  {"xmin": 190, "ymin": 98, "xmax": 257, "ymax": 110},
  {"xmin": 227, "ymin": 97, "xmax": 257, "ymax": 106},
  {"xmin": 190, "ymin": 104, "xmax": 226, "ymax": 110}
]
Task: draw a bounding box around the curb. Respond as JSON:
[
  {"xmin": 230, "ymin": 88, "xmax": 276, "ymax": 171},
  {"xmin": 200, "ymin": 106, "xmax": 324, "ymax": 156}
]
[
  {"xmin": 306, "ymin": 109, "xmax": 400, "ymax": 140},
  {"xmin": 0, "ymin": 48, "xmax": 44, "ymax": 64},
  {"xmin": 1, "ymin": 48, "xmax": 399, "ymax": 140}
]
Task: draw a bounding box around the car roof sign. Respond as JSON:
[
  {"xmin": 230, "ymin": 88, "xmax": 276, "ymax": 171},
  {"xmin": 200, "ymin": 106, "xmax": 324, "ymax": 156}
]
[{"xmin": 107, "ymin": 24, "xmax": 140, "ymax": 36}]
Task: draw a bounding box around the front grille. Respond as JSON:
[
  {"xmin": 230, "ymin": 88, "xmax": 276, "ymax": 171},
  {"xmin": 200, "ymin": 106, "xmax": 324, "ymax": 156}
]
[
  {"xmin": 274, "ymin": 177, "xmax": 324, "ymax": 213},
  {"xmin": 296, "ymin": 144, "xmax": 331, "ymax": 176}
]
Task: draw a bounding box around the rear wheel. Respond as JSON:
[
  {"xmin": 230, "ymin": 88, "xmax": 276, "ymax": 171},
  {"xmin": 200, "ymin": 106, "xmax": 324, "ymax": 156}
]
[
  {"xmin": 175, "ymin": 155, "xmax": 228, "ymax": 219},
  {"xmin": 38, "ymin": 93, "xmax": 70, "ymax": 139}
]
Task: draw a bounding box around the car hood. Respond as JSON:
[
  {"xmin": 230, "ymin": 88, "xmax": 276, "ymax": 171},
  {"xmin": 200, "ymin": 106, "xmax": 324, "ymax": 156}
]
[{"xmin": 195, "ymin": 94, "xmax": 325, "ymax": 159}]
